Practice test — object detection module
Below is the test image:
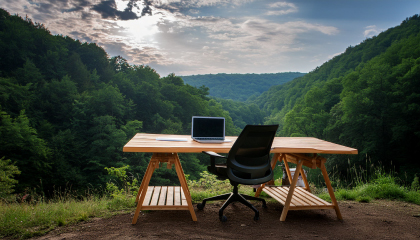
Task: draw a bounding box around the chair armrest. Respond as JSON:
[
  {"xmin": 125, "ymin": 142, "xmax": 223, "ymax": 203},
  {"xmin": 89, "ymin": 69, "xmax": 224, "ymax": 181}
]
[{"xmin": 202, "ymin": 151, "xmax": 227, "ymax": 159}]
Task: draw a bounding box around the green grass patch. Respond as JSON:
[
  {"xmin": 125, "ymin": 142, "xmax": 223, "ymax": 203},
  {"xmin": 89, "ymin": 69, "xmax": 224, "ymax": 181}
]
[
  {"xmin": 1, "ymin": 165, "xmax": 140, "ymax": 239},
  {"xmin": 317, "ymin": 171, "xmax": 420, "ymax": 205},
  {"xmin": 0, "ymin": 197, "xmax": 130, "ymax": 239},
  {"xmin": 356, "ymin": 196, "xmax": 371, "ymax": 203},
  {"xmin": 335, "ymin": 188, "xmax": 358, "ymax": 201}
]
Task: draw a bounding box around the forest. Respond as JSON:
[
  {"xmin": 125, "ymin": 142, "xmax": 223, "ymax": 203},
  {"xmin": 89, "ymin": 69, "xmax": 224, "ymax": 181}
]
[
  {"xmin": 181, "ymin": 72, "xmax": 305, "ymax": 102},
  {"xmin": 0, "ymin": 8, "xmax": 245, "ymax": 196},
  {"xmin": 1, "ymin": 8, "xmax": 420, "ymax": 199},
  {"xmin": 256, "ymin": 14, "xmax": 420, "ymax": 182}
]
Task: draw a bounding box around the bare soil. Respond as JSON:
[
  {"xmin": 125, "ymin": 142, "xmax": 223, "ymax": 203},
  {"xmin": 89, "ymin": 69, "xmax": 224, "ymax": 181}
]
[{"xmin": 33, "ymin": 200, "xmax": 420, "ymax": 240}]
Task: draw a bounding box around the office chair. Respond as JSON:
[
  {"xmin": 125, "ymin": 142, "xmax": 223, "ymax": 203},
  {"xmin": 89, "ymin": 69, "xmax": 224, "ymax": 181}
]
[{"xmin": 197, "ymin": 124, "xmax": 278, "ymax": 222}]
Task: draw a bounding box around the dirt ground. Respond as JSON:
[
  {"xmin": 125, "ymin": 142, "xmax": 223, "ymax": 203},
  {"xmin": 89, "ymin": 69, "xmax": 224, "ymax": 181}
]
[{"xmin": 33, "ymin": 200, "xmax": 420, "ymax": 240}]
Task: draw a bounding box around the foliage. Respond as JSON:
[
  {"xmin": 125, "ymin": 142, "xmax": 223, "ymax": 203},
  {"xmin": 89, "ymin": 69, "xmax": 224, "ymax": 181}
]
[
  {"xmin": 333, "ymin": 174, "xmax": 420, "ymax": 204},
  {"xmin": 257, "ymin": 14, "xmax": 420, "ymax": 183},
  {"xmin": 0, "ymin": 157, "xmax": 21, "ymax": 198},
  {"xmin": 315, "ymin": 163, "xmax": 420, "ymax": 205},
  {"xmin": 181, "ymin": 72, "xmax": 305, "ymax": 102},
  {"xmin": 0, "ymin": 107, "xmax": 50, "ymax": 190},
  {"xmin": 0, "ymin": 9, "xmax": 238, "ymax": 194},
  {"xmin": 104, "ymin": 165, "xmax": 138, "ymax": 210},
  {"xmin": 187, "ymin": 171, "xmax": 248, "ymax": 202},
  {"xmin": 412, "ymin": 174, "xmax": 420, "ymax": 192}
]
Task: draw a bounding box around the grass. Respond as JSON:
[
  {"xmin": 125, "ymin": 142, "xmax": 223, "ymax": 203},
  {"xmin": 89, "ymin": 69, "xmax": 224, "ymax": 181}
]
[
  {"xmin": 0, "ymin": 197, "xmax": 125, "ymax": 239},
  {"xmin": 2, "ymin": 167, "xmax": 419, "ymax": 239},
  {"xmin": 0, "ymin": 186, "xmax": 137, "ymax": 239},
  {"xmin": 314, "ymin": 166, "xmax": 420, "ymax": 205}
]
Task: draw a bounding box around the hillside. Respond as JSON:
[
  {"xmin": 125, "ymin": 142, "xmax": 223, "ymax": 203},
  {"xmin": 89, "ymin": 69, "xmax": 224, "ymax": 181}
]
[
  {"xmin": 255, "ymin": 14, "xmax": 420, "ymax": 182},
  {"xmin": 0, "ymin": 8, "xmax": 241, "ymax": 195},
  {"xmin": 181, "ymin": 72, "xmax": 305, "ymax": 102}
]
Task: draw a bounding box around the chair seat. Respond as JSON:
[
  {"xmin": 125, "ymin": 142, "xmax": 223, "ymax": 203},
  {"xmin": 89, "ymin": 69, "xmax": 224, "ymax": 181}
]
[{"xmin": 209, "ymin": 164, "xmax": 272, "ymax": 185}]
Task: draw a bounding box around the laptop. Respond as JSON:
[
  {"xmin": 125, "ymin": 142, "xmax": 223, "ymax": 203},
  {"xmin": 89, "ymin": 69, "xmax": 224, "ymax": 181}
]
[{"xmin": 191, "ymin": 116, "xmax": 231, "ymax": 143}]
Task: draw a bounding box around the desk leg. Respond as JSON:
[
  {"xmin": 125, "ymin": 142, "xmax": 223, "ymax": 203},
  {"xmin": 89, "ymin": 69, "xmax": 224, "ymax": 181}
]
[
  {"xmin": 132, "ymin": 157, "xmax": 158, "ymax": 225},
  {"xmin": 320, "ymin": 160, "xmax": 342, "ymax": 220},
  {"xmin": 174, "ymin": 154, "xmax": 197, "ymax": 221},
  {"xmin": 255, "ymin": 153, "xmax": 281, "ymax": 197},
  {"xmin": 135, "ymin": 158, "xmax": 154, "ymax": 203},
  {"xmin": 280, "ymin": 159, "xmax": 303, "ymax": 221},
  {"xmin": 300, "ymin": 165, "xmax": 311, "ymax": 193}
]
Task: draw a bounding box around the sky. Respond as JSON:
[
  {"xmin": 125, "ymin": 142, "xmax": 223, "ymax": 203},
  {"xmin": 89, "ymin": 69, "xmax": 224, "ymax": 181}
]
[{"xmin": 1, "ymin": 0, "xmax": 420, "ymax": 77}]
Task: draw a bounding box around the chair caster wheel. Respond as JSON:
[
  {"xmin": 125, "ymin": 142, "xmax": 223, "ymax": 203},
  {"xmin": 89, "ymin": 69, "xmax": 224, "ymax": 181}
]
[
  {"xmin": 197, "ymin": 203, "xmax": 205, "ymax": 210},
  {"xmin": 220, "ymin": 215, "xmax": 227, "ymax": 222}
]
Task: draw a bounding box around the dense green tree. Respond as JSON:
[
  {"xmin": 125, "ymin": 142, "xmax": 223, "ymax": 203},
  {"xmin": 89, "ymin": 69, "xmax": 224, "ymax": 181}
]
[
  {"xmin": 0, "ymin": 157, "xmax": 21, "ymax": 197},
  {"xmin": 0, "ymin": 77, "xmax": 32, "ymax": 117},
  {"xmin": 0, "ymin": 108, "xmax": 51, "ymax": 191},
  {"xmin": 35, "ymin": 76, "xmax": 79, "ymax": 129},
  {"xmin": 66, "ymin": 53, "xmax": 93, "ymax": 92}
]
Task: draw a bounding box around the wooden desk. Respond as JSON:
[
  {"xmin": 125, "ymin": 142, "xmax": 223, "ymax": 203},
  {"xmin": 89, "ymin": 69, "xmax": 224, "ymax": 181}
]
[
  {"xmin": 123, "ymin": 133, "xmax": 236, "ymax": 224},
  {"xmin": 123, "ymin": 133, "xmax": 357, "ymax": 223}
]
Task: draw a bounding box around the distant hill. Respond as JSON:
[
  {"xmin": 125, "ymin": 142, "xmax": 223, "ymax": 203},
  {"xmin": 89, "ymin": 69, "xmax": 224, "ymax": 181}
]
[
  {"xmin": 181, "ymin": 72, "xmax": 306, "ymax": 102},
  {"xmin": 254, "ymin": 14, "xmax": 420, "ymax": 182}
]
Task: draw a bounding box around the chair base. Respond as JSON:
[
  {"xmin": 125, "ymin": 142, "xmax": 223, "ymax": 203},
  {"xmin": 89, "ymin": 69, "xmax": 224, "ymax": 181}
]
[{"xmin": 197, "ymin": 184, "xmax": 267, "ymax": 222}]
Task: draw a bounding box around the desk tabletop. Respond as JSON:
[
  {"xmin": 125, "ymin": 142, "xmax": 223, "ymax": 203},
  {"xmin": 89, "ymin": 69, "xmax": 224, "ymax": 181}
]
[{"xmin": 123, "ymin": 133, "xmax": 358, "ymax": 155}]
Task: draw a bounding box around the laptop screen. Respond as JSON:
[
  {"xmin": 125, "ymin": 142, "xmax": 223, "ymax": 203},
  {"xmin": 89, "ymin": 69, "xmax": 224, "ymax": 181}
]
[{"xmin": 192, "ymin": 116, "xmax": 225, "ymax": 138}]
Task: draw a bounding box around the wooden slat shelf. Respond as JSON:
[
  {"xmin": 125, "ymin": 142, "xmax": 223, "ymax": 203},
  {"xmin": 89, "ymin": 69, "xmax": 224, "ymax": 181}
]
[
  {"xmin": 141, "ymin": 186, "xmax": 190, "ymax": 210},
  {"xmin": 263, "ymin": 186, "xmax": 334, "ymax": 211}
]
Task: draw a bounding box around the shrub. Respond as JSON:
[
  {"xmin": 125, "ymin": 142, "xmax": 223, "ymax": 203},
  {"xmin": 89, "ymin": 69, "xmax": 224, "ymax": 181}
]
[
  {"xmin": 0, "ymin": 157, "xmax": 21, "ymax": 199},
  {"xmin": 411, "ymin": 174, "xmax": 419, "ymax": 192},
  {"xmin": 104, "ymin": 165, "xmax": 138, "ymax": 210}
]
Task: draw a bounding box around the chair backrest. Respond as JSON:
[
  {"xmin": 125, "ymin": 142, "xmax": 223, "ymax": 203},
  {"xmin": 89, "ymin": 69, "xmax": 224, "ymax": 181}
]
[{"xmin": 226, "ymin": 125, "xmax": 278, "ymax": 185}]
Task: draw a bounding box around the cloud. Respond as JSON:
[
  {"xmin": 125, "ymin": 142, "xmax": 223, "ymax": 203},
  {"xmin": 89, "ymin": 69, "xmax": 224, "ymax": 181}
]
[
  {"xmin": 142, "ymin": 11, "xmax": 339, "ymax": 75},
  {"xmin": 150, "ymin": 0, "xmax": 253, "ymax": 14},
  {"xmin": 1, "ymin": 0, "xmax": 342, "ymax": 76},
  {"xmin": 62, "ymin": 0, "xmax": 92, "ymax": 12},
  {"xmin": 204, "ymin": 18, "xmax": 339, "ymax": 54},
  {"xmin": 91, "ymin": 0, "xmax": 152, "ymax": 20},
  {"xmin": 364, "ymin": 25, "xmax": 381, "ymax": 37},
  {"xmin": 265, "ymin": 2, "xmax": 297, "ymax": 16}
]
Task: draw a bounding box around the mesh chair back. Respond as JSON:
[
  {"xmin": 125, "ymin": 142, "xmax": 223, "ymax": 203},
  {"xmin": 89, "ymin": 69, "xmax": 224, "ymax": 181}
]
[{"xmin": 227, "ymin": 125, "xmax": 278, "ymax": 184}]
